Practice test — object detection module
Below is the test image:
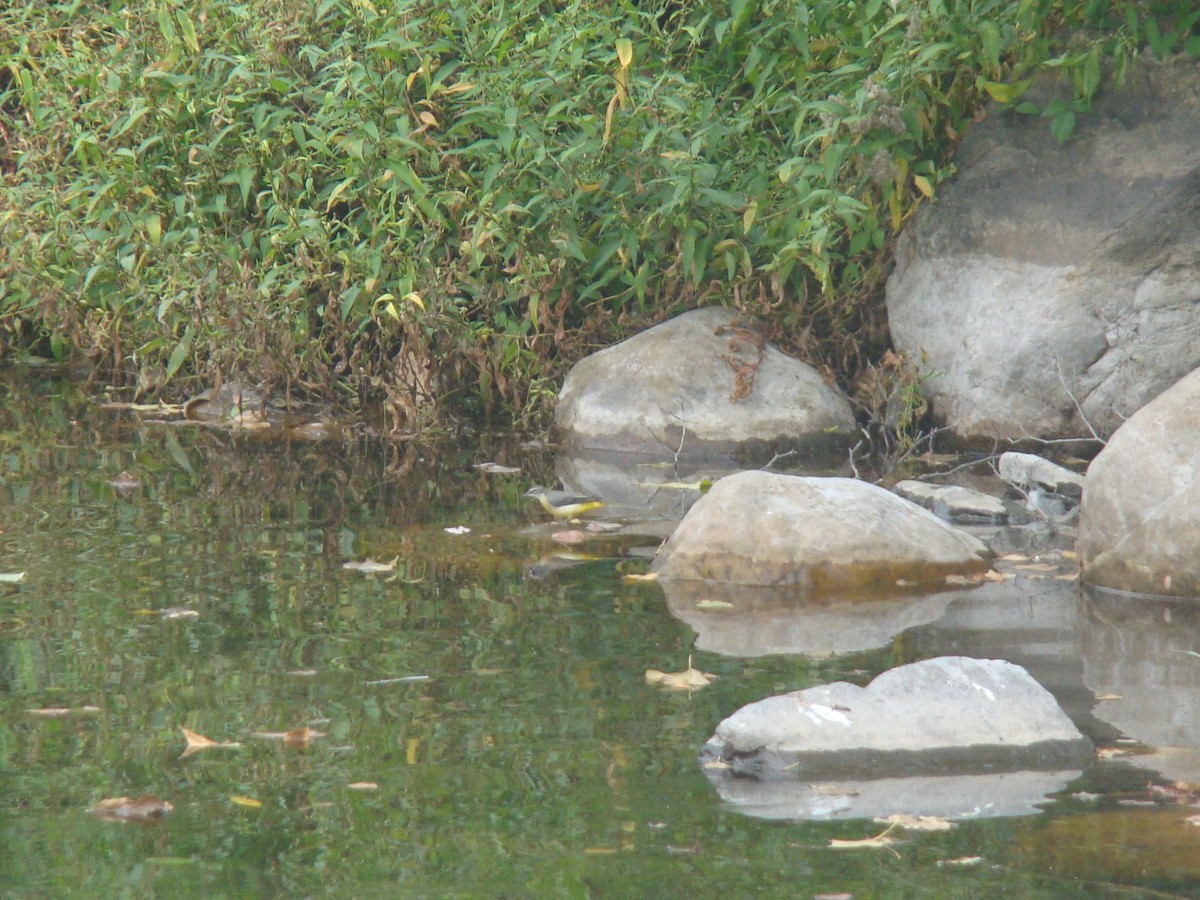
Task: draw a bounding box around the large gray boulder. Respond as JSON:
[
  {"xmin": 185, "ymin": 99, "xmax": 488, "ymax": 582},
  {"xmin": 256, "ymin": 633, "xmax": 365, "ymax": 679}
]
[
  {"xmin": 887, "ymin": 57, "xmax": 1200, "ymax": 441},
  {"xmin": 700, "ymin": 656, "xmax": 1092, "ymax": 778},
  {"xmin": 650, "ymin": 471, "xmax": 991, "ymax": 595},
  {"xmin": 555, "ymin": 307, "xmax": 855, "ymax": 460},
  {"xmin": 1078, "ymin": 367, "xmax": 1200, "ymax": 596}
]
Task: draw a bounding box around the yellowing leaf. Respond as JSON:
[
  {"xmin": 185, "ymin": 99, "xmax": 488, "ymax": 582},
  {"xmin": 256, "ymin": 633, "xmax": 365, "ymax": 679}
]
[
  {"xmin": 912, "ymin": 174, "xmax": 934, "ymax": 199},
  {"xmin": 230, "ymin": 795, "xmax": 262, "ymax": 809},
  {"xmin": 401, "ymin": 291, "xmax": 424, "ymax": 311},
  {"xmin": 577, "ymin": 182, "xmax": 602, "ymax": 194},
  {"xmin": 979, "ymin": 77, "xmax": 1034, "ymax": 103},
  {"xmin": 742, "ymin": 199, "xmax": 758, "ymax": 234},
  {"xmin": 406, "ymin": 66, "xmax": 424, "ymax": 90},
  {"xmin": 442, "ymin": 81, "xmax": 475, "ymax": 95},
  {"xmin": 615, "ymin": 38, "xmax": 633, "ymax": 68},
  {"xmin": 621, "ymin": 571, "xmax": 658, "ymax": 584},
  {"xmin": 418, "ymin": 110, "xmax": 438, "ymax": 127}
]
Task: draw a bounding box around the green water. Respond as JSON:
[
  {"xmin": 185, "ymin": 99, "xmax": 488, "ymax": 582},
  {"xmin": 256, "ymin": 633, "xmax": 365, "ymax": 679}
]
[{"xmin": 1, "ymin": 373, "xmax": 1197, "ymax": 898}]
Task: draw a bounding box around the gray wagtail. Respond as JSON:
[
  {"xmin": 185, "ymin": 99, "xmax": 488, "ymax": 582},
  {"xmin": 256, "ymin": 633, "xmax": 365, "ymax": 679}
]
[{"xmin": 523, "ymin": 486, "xmax": 606, "ymax": 519}]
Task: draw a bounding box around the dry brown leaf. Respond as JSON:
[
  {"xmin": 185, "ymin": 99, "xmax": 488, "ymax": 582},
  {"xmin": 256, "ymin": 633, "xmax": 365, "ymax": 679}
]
[
  {"xmin": 1094, "ymin": 693, "xmax": 1122, "ymax": 702},
  {"xmin": 179, "ymin": 726, "xmax": 243, "ymax": 759},
  {"xmin": 89, "ymin": 796, "xmax": 174, "ymax": 824},
  {"xmin": 645, "ymin": 657, "xmax": 717, "ymax": 691},
  {"xmin": 938, "ymin": 856, "xmax": 983, "ymax": 867},
  {"xmin": 1097, "ymin": 746, "xmax": 1134, "ymax": 759},
  {"xmin": 998, "ymin": 553, "xmax": 1029, "ymax": 561},
  {"xmin": 696, "ymin": 599, "xmax": 734, "ymax": 609},
  {"xmin": 983, "ymin": 570, "xmax": 1014, "ymax": 582},
  {"xmin": 252, "ymin": 726, "xmax": 326, "ymax": 748},
  {"xmin": 828, "ymin": 822, "xmax": 902, "ymax": 855}
]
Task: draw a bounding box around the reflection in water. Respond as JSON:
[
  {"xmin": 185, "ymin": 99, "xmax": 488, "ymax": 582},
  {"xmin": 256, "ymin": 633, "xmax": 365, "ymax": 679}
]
[
  {"xmin": 0, "ymin": 371, "xmax": 1194, "ymax": 896},
  {"xmin": 1082, "ymin": 586, "xmax": 1200, "ymax": 782}
]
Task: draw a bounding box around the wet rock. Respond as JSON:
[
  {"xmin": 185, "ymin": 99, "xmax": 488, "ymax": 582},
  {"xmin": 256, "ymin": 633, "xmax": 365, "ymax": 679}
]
[
  {"xmin": 887, "ymin": 57, "xmax": 1200, "ymax": 441},
  {"xmin": 893, "ymin": 480, "xmax": 1009, "ymax": 524},
  {"xmin": 1078, "ymin": 367, "xmax": 1200, "ymax": 596},
  {"xmin": 700, "ymin": 656, "xmax": 1092, "ymax": 778},
  {"xmin": 651, "ymin": 471, "xmax": 991, "ymax": 595},
  {"xmin": 998, "ymin": 452, "xmax": 1085, "ymax": 498},
  {"xmin": 555, "ymin": 307, "xmax": 855, "ymax": 461}
]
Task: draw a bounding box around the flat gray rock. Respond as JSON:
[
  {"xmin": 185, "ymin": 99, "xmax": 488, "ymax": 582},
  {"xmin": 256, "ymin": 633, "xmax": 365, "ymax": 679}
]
[
  {"xmin": 1079, "ymin": 367, "xmax": 1200, "ymax": 596},
  {"xmin": 651, "ymin": 471, "xmax": 991, "ymax": 594},
  {"xmin": 701, "ymin": 656, "xmax": 1092, "ymax": 777},
  {"xmin": 893, "ymin": 480, "xmax": 1008, "ymax": 523},
  {"xmin": 555, "ymin": 307, "xmax": 855, "ymax": 460}
]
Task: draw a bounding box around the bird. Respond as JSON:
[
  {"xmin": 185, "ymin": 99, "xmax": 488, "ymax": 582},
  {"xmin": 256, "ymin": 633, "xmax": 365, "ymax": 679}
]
[{"xmin": 523, "ymin": 485, "xmax": 606, "ymax": 519}]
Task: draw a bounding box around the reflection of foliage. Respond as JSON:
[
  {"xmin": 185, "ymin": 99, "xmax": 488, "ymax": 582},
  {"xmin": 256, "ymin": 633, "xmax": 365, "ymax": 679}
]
[
  {"xmin": 0, "ymin": 375, "xmax": 1159, "ymax": 896},
  {"xmin": 3, "ymin": 2, "xmax": 1196, "ymax": 428}
]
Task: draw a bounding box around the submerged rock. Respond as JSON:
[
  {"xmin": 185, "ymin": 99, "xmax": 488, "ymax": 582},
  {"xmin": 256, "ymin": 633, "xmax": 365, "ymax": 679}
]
[
  {"xmin": 700, "ymin": 656, "xmax": 1092, "ymax": 778},
  {"xmin": 1078, "ymin": 367, "xmax": 1200, "ymax": 596},
  {"xmin": 555, "ymin": 307, "xmax": 855, "ymax": 460},
  {"xmin": 651, "ymin": 471, "xmax": 991, "ymax": 595}
]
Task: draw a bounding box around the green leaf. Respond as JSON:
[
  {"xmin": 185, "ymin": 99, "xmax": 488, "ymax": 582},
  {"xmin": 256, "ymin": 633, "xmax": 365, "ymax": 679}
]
[
  {"xmin": 1051, "ymin": 109, "xmax": 1075, "ymax": 144},
  {"xmin": 165, "ymin": 325, "xmax": 193, "ymax": 383},
  {"xmin": 175, "ymin": 9, "xmax": 200, "ymax": 53}
]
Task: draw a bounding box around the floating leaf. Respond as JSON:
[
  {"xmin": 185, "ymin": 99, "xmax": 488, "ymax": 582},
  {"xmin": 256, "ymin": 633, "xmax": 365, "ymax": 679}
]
[
  {"xmin": 0, "ymin": 571, "xmax": 26, "ymax": 584},
  {"xmin": 645, "ymin": 657, "xmax": 717, "ymax": 691},
  {"xmin": 230, "ymin": 795, "xmax": 262, "ymax": 809},
  {"xmin": 874, "ymin": 814, "xmax": 954, "ymax": 832},
  {"xmin": 27, "ymin": 705, "xmax": 100, "ymax": 718},
  {"xmin": 828, "ymin": 822, "xmax": 902, "ymax": 854},
  {"xmin": 347, "ymin": 782, "xmax": 379, "ymax": 791},
  {"xmin": 695, "ymin": 599, "xmax": 733, "ymax": 609},
  {"xmin": 365, "ymin": 675, "xmax": 430, "ymax": 686},
  {"xmin": 161, "ymin": 607, "xmax": 200, "ymax": 620},
  {"xmin": 473, "ymin": 462, "xmax": 521, "ymax": 474},
  {"xmin": 252, "ymin": 727, "xmax": 326, "ymax": 748},
  {"xmin": 621, "ymin": 572, "xmax": 659, "ymax": 584},
  {"xmin": 179, "ymin": 726, "xmax": 243, "ymax": 759},
  {"xmin": 443, "ymin": 525, "xmax": 471, "ymax": 535},
  {"xmin": 343, "ymin": 558, "xmax": 396, "ymax": 573},
  {"xmin": 89, "ymin": 796, "xmax": 174, "ymax": 824}
]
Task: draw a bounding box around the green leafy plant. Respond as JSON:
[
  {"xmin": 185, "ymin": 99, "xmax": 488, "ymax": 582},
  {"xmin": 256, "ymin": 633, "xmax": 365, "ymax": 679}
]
[{"xmin": 1, "ymin": 0, "xmax": 1196, "ymax": 428}]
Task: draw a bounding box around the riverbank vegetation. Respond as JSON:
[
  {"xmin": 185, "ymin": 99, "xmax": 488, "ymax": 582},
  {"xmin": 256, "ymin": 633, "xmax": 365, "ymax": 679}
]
[{"xmin": 2, "ymin": 1, "xmax": 1197, "ymax": 431}]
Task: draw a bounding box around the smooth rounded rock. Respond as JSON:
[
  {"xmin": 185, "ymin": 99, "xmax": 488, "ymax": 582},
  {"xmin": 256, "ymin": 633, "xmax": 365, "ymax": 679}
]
[
  {"xmin": 555, "ymin": 307, "xmax": 855, "ymax": 460},
  {"xmin": 1078, "ymin": 367, "xmax": 1200, "ymax": 596},
  {"xmin": 700, "ymin": 656, "xmax": 1092, "ymax": 778},
  {"xmin": 651, "ymin": 471, "xmax": 991, "ymax": 595}
]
